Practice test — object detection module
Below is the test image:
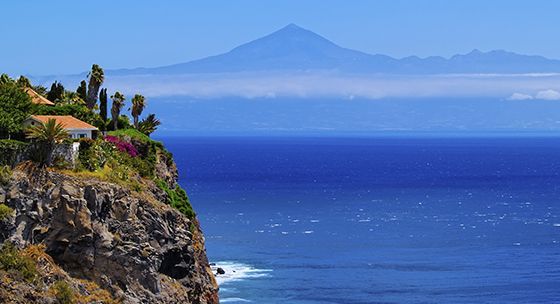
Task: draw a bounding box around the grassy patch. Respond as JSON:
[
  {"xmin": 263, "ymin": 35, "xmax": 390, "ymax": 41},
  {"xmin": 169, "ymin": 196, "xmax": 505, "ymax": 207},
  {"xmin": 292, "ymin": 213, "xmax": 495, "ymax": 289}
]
[
  {"xmin": 0, "ymin": 242, "xmax": 38, "ymax": 282},
  {"xmin": 155, "ymin": 179, "xmax": 196, "ymax": 219},
  {"xmin": 0, "ymin": 139, "xmax": 28, "ymax": 166},
  {"xmin": 0, "ymin": 165, "xmax": 12, "ymax": 186},
  {"xmin": 108, "ymin": 128, "xmax": 151, "ymax": 143},
  {"xmin": 77, "ymin": 279, "xmax": 122, "ymax": 304},
  {"xmin": 0, "ymin": 204, "xmax": 13, "ymax": 221},
  {"xmin": 51, "ymin": 280, "xmax": 75, "ymax": 304}
]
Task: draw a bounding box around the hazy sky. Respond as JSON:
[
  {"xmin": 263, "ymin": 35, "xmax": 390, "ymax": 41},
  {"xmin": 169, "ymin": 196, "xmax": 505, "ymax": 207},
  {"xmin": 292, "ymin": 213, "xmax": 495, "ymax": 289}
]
[{"xmin": 2, "ymin": 0, "xmax": 559, "ymax": 75}]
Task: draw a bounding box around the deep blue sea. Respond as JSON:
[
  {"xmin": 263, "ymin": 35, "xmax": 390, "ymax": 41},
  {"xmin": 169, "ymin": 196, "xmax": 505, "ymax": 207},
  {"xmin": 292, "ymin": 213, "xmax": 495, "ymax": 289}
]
[{"xmin": 160, "ymin": 136, "xmax": 560, "ymax": 304}]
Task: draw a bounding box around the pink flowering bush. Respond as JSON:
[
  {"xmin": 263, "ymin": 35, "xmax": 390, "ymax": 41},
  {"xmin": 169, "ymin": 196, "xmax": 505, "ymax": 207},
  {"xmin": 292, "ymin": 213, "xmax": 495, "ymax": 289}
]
[{"xmin": 104, "ymin": 135, "xmax": 139, "ymax": 157}]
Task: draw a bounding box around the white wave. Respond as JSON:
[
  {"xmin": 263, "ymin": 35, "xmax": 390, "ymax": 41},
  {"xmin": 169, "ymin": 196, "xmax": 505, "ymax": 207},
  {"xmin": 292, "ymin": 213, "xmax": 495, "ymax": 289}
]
[
  {"xmin": 221, "ymin": 298, "xmax": 253, "ymax": 303},
  {"xmin": 211, "ymin": 261, "xmax": 272, "ymax": 286}
]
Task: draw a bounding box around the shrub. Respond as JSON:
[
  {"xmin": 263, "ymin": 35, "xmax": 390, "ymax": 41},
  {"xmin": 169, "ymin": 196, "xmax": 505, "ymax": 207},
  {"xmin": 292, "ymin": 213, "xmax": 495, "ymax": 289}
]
[
  {"xmin": 77, "ymin": 138, "xmax": 107, "ymax": 171},
  {"xmin": 156, "ymin": 179, "xmax": 195, "ymax": 219},
  {"xmin": 51, "ymin": 155, "xmax": 73, "ymax": 170},
  {"xmin": 105, "ymin": 159, "xmax": 131, "ymax": 182},
  {"xmin": 0, "ymin": 82, "xmax": 32, "ymax": 138},
  {"xmin": 0, "ymin": 139, "xmax": 28, "ymax": 166},
  {"xmin": 0, "ymin": 165, "xmax": 12, "ymax": 186},
  {"xmin": 104, "ymin": 136, "xmax": 138, "ymax": 157},
  {"xmin": 51, "ymin": 280, "xmax": 75, "ymax": 304},
  {"xmin": 0, "ymin": 242, "xmax": 37, "ymax": 282},
  {"xmin": 107, "ymin": 128, "xmax": 151, "ymax": 143},
  {"xmin": 0, "ymin": 204, "xmax": 13, "ymax": 221}
]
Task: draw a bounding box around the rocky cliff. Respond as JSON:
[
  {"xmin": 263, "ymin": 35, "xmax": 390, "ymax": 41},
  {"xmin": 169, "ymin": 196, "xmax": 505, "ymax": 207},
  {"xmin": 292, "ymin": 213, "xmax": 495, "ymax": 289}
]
[{"xmin": 0, "ymin": 155, "xmax": 219, "ymax": 303}]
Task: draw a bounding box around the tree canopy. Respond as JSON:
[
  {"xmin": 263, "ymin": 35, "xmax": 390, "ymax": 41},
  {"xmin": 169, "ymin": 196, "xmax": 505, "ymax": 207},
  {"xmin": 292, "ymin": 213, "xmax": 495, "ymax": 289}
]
[
  {"xmin": 0, "ymin": 82, "xmax": 32, "ymax": 138},
  {"xmin": 86, "ymin": 64, "xmax": 104, "ymax": 109},
  {"xmin": 131, "ymin": 94, "xmax": 146, "ymax": 128},
  {"xmin": 110, "ymin": 92, "xmax": 126, "ymax": 131},
  {"xmin": 46, "ymin": 81, "xmax": 65, "ymax": 103}
]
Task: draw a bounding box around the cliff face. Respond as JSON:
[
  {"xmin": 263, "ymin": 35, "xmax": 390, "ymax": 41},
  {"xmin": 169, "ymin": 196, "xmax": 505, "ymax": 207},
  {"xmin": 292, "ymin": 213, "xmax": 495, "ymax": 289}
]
[{"xmin": 0, "ymin": 157, "xmax": 219, "ymax": 303}]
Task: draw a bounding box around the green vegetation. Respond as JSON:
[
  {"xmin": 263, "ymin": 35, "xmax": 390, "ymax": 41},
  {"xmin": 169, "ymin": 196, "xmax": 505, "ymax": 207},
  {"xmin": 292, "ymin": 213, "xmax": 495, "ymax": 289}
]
[
  {"xmin": 108, "ymin": 128, "xmax": 152, "ymax": 142},
  {"xmin": 32, "ymin": 103, "xmax": 101, "ymax": 127},
  {"xmin": 0, "ymin": 81, "xmax": 32, "ymax": 138},
  {"xmin": 77, "ymin": 129, "xmax": 161, "ymax": 181},
  {"xmin": 155, "ymin": 179, "xmax": 196, "ymax": 219},
  {"xmin": 74, "ymin": 128, "xmax": 191, "ymax": 218},
  {"xmin": 131, "ymin": 94, "xmax": 146, "ymax": 128},
  {"xmin": 47, "ymin": 81, "xmax": 65, "ymax": 103},
  {"xmin": 0, "ymin": 139, "xmax": 28, "ymax": 166},
  {"xmin": 0, "ymin": 204, "xmax": 14, "ymax": 221},
  {"xmin": 76, "ymin": 80, "xmax": 87, "ymax": 101},
  {"xmin": 0, "ymin": 165, "xmax": 13, "ymax": 186},
  {"xmin": 137, "ymin": 114, "xmax": 161, "ymax": 136},
  {"xmin": 77, "ymin": 138, "xmax": 104, "ymax": 171},
  {"xmin": 99, "ymin": 88, "xmax": 108, "ymax": 131},
  {"xmin": 26, "ymin": 119, "xmax": 69, "ymax": 166},
  {"xmin": 86, "ymin": 64, "xmax": 104, "ymax": 110},
  {"xmin": 51, "ymin": 280, "xmax": 75, "ymax": 304},
  {"xmin": 110, "ymin": 91, "xmax": 126, "ymax": 131},
  {"xmin": 0, "ymin": 65, "xmax": 185, "ymax": 217},
  {"xmin": 108, "ymin": 127, "xmax": 173, "ymax": 166},
  {"xmin": 16, "ymin": 76, "xmax": 31, "ymax": 88},
  {"xmin": 0, "ymin": 242, "xmax": 38, "ymax": 282}
]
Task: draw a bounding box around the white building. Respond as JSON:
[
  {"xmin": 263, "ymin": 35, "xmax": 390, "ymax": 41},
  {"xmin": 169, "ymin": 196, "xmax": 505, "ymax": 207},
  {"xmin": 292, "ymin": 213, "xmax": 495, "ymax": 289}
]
[{"xmin": 24, "ymin": 115, "xmax": 98, "ymax": 139}]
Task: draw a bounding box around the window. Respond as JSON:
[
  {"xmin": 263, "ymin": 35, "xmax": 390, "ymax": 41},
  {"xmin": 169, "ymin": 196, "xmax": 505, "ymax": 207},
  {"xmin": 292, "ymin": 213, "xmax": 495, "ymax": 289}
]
[{"xmin": 79, "ymin": 134, "xmax": 87, "ymax": 138}]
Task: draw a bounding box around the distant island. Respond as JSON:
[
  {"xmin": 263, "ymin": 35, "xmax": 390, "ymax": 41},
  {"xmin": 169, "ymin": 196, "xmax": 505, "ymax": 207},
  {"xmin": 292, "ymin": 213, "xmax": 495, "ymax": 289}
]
[
  {"xmin": 0, "ymin": 67, "xmax": 218, "ymax": 303},
  {"xmin": 24, "ymin": 24, "xmax": 560, "ymax": 135},
  {"xmin": 88, "ymin": 24, "xmax": 560, "ymax": 75}
]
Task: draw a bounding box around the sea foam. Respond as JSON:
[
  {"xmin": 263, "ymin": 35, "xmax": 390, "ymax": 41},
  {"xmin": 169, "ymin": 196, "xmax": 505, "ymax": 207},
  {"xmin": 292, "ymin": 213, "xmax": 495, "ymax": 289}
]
[{"xmin": 211, "ymin": 261, "xmax": 272, "ymax": 286}]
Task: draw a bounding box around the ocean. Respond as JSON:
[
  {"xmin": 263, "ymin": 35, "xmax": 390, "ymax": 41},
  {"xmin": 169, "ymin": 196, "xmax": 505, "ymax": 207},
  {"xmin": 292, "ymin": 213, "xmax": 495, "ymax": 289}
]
[{"xmin": 160, "ymin": 136, "xmax": 560, "ymax": 304}]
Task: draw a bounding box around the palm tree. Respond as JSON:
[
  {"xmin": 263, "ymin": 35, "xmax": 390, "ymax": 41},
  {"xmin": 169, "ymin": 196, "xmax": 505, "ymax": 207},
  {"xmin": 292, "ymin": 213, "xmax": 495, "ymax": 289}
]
[
  {"xmin": 16, "ymin": 76, "xmax": 31, "ymax": 88},
  {"xmin": 137, "ymin": 114, "xmax": 161, "ymax": 136},
  {"xmin": 130, "ymin": 94, "xmax": 146, "ymax": 128},
  {"xmin": 61, "ymin": 92, "xmax": 86, "ymax": 105},
  {"xmin": 0, "ymin": 74, "xmax": 12, "ymax": 85},
  {"xmin": 26, "ymin": 119, "xmax": 69, "ymax": 166},
  {"xmin": 86, "ymin": 64, "xmax": 104, "ymax": 109},
  {"xmin": 110, "ymin": 92, "xmax": 125, "ymax": 131}
]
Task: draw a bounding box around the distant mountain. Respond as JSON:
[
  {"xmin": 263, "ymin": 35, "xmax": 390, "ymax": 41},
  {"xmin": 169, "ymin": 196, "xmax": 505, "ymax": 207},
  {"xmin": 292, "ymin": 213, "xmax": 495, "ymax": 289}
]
[{"xmin": 110, "ymin": 24, "xmax": 560, "ymax": 75}]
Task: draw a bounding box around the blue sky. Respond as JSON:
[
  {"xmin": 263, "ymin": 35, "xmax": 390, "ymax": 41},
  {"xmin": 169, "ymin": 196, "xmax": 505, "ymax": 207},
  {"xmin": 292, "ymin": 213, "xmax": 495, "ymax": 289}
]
[{"xmin": 2, "ymin": 0, "xmax": 559, "ymax": 75}]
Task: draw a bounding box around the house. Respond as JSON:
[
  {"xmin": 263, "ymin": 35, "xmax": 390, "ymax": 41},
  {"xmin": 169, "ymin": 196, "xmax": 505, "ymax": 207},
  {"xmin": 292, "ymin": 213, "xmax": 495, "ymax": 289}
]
[
  {"xmin": 24, "ymin": 115, "xmax": 98, "ymax": 139},
  {"xmin": 24, "ymin": 87, "xmax": 55, "ymax": 106}
]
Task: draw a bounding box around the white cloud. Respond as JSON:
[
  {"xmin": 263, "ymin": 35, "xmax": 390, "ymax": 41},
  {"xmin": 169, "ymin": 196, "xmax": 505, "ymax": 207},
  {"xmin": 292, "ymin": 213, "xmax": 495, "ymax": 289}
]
[
  {"xmin": 34, "ymin": 72, "xmax": 560, "ymax": 100},
  {"xmin": 507, "ymin": 93, "xmax": 533, "ymax": 100},
  {"xmin": 535, "ymin": 89, "xmax": 560, "ymax": 100}
]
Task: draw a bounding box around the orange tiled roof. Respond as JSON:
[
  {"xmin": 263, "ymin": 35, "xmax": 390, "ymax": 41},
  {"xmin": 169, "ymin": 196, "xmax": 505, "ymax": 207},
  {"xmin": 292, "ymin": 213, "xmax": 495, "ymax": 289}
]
[
  {"xmin": 29, "ymin": 115, "xmax": 98, "ymax": 130},
  {"xmin": 24, "ymin": 88, "xmax": 55, "ymax": 106}
]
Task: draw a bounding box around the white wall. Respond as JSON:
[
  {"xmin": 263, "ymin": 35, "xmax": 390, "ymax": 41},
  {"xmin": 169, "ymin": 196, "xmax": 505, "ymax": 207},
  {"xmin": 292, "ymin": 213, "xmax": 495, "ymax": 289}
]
[{"xmin": 68, "ymin": 130, "xmax": 93, "ymax": 139}]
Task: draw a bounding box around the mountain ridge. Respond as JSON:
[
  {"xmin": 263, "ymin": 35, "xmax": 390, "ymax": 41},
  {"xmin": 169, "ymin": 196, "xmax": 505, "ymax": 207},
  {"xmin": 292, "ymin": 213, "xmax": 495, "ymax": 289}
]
[{"xmin": 106, "ymin": 24, "xmax": 560, "ymax": 75}]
